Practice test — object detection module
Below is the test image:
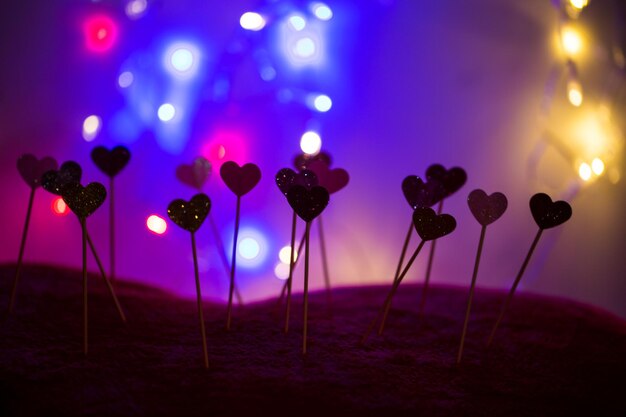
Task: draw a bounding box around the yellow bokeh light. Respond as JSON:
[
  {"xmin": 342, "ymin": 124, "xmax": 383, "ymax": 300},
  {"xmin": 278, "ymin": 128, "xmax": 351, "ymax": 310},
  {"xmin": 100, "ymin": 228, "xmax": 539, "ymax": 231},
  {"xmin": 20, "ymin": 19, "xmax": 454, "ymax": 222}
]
[
  {"xmin": 278, "ymin": 245, "xmax": 298, "ymax": 264},
  {"xmin": 578, "ymin": 162, "xmax": 592, "ymax": 181},
  {"xmin": 561, "ymin": 26, "xmax": 582, "ymax": 56},
  {"xmin": 568, "ymin": 87, "xmax": 583, "ymax": 107},
  {"xmin": 591, "ymin": 158, "xmax": 605, "ymax": 175},
  {"xmin": 569, "ymin": 0, "xmax": 588, "ymax": 10}
]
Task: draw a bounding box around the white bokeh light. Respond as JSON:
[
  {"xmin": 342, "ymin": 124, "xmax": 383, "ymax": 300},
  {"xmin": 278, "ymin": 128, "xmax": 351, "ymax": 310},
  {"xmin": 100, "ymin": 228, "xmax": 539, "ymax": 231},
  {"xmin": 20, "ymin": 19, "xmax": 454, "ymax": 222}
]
[
  {"xmin": 157, "ymin": 103, "xmax": 176, "ymax": 122},
  {"xmin": 82, "ymin": 115, "xmax": 101, "ymax": 142},
  {"xmin": 300, "ymin": 131, "xmax": 322, "ymax": 155},
  {"xmin": 240, "ymin": 12, "xmax": 266, "ymax": 31}
]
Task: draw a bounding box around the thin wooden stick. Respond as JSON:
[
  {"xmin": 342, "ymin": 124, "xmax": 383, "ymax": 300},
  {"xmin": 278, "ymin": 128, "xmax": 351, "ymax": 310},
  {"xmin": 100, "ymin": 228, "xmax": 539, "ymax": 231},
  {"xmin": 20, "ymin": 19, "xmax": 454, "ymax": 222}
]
[
  {"xmin": 487, "ymin": 228, "xmax": 544, "ymax": 347},
  {"xmin": 191, "ymin": 232, "xmax": 209, "ymax": 369},
  {"xmin": 317, "ymin": 215, "xmax": 332, "ymax": 307},
  {"xmin": 457, "ymin": 225, "xmax": 486, "ymax": 364},
  {"xmin": 226, "ymin": 195, "xmax": 241, "ymax": 331},
  {"xmin": 8, "ymin": 187, "xmax": 36, "ymax": 315},
  {"xmin": 302, "ymin": 221, "xmax": 312, "ymax": 355},
  {"xmin": 109, "ymin": 176, "xmax": 115, "ymax": 284},
  {"xmin": 208, "ymin": 213, "xmax": 243, "ymax": 305},
  {"xmin": 276, "ymin": 230, "xmax": 306, "ymax": 306},
  {"xmin": 418, "ymin": 200, "xmax": 444, "ymax": 315},
  {"xmin": 81, "ymin": 218, "xmax": 88, "ymax": 356},
  {"xmin": 361, "ymin": 240, "xmax": 426, "ymax": 344},
  {"xmin": 393, "ymin": 218, "xmax": 414, "ymax": 283},
  {"xmin": 85, "ymin": 229, "xmax": 126, "ymax": 323},
  {"xmin": 284, "ymin": 210, "xmax": 297, "ymax": 333}
]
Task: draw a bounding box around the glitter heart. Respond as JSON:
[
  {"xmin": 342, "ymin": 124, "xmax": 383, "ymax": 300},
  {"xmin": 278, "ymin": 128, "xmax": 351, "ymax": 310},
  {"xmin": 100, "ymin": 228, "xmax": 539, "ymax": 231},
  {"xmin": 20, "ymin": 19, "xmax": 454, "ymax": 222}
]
[
  {"xmin": 413, "ymin": 207, "xmax": 457, "ymax": 241},
  {"xmin": 308, "ymin": 160, "xmax": 349, "ymax": 194},
  {"xmin": 176, "ymin": 157, "xmax": 212, "ymax": 191},
  {"xmin": 275, "ymin": 168, "xmax": 318, "ymax": 196},
  {"xmin": 61, "ymin": 182, "xmax": 107, "ymax": 219},
  {"xmin": 17, "ymin": 154, "xmax": 58, "ymax": 188},
  {"xmin": 402, "ymin": 175, "xmax": 445, "ymax": 209},
  {"xmin": 167, "ymin": 194, "xmax": 211, "ymax": 233},
  {"xmin": 287, "ymin": 185, "xmax": 330, "ymax": 222},
  {"xmin": 294, "ymin": 151, "xmax": 333, "ymax": 172},
  {"xmin": 529, "ymin": 193, "xmax": 572, "ymax": 230},
  {"xmin": 467, "ymin": 189, "xmax": 508, "ymax": 226},
  {"xmin": 425, "ymin": 164, "xmax": 467, "ymax": 198},
  {"xmin": 91, "ymin": 145, "xmax": 131, "ymax": 177},
  {"xmin": 220, "ymin": 161, "xmax": 261, "ymax": 197},
  {"xmin": 41, "ymin": 161, "xmax": 83, "ymax": 195}
]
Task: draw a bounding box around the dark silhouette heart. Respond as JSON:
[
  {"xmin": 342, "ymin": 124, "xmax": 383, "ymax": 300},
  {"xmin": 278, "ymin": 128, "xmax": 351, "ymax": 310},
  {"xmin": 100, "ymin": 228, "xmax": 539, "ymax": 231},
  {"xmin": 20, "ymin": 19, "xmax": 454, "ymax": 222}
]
[
  {"xmin": 402, "ymin": 175, "xmax": 445, "ymax": 209},
  {"xmin": 167, "ymin": 194, "xmax": 211, "ymax": 233},
  {"xmin": 176, "ymin": 157, "xmax": 212, "ymax": 191},
  {"xmin": 61, "ymin": 182, "xmax": 107, "ymax": 219},
  {"xmin": 308, "ymin": 160, "xmax": 349, "ymax": 194},
  {"xmin": 41, "ymin": 161, "xmax": 83, "ymax": 195},
  {"xmin": 287, "ymin": 185, "xmax": 330, "ymax": 222},
  {"xmin": 17, "ymin": 154, "xmax": 58, "ymax": 188},
  {"xmin": 467, "ymin": 189, "xmax": 508, "ymax": 226},
  {"xmin": 275, "ymin": 168, "xmax": 318, "ymax": 196},
  {"xmin": 294, "ymin": 151, "xmax": 333, "ymax": 172},
  {"xmin": 413, "ymin": 207, "xmax": 456, "ymax": 241},
  {"xmin": 529, "ymin": 193, "xmax": 572, "ymax": 229},
  {"xmin": 220, "ymin": 161, "xmax": 261, "ymax": 197},
  {"xmin": 91, "ymin": 145, "xmax": 131, "ymax": 177},
  {"xmin": 425, "ymin": 164, "xmax": 467, "ymax": 198}
]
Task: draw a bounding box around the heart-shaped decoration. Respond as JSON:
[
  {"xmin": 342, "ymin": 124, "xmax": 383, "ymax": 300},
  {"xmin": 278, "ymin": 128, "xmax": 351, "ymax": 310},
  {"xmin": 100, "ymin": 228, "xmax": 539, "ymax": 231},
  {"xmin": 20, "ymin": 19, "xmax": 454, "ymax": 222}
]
[
  {"xmin": 176, "ymin": 156, "xmax": 212, "ymax": 191},
  {"xmin": 287, "ymin": 185, "xmax": 330, "ymax": 222},
  {"xmin": 91, "ymin": 145, "xmax": 131, "ymax": 177},
  {"xmin": 425, "ymin": 164, "xmax": 467, "ymax": 198},
  {"xmin": 413, "ymin": 207, "xmax": 456, "ymax": 241},
  {"xmin": 17, "ymin": 154, "xmax": 58, "ymax": 188},
  {"xmin": 308, "ymin": 160, "xmax": 349, "ymax": 194},
  {"xmin": 529, "ymin": 193, "xmax": 572, "ymax": 229},
  {"xmin": 61, "ymin": 182, "xmax": 107, "ymax": 219},
  {"xmin": 275, "ymin": 168, "xmax": 318, "ymax": 196},
  {"xmin": 467, "ymin": 189, "xmax": 508, "ymax": 226},
  {"xmin": 294, "ymin": 151, "xmax": 333, "ymax": 172},
  {"xmin": 220, "ymin": 161, "xmax": 261, "ymax": 197},
  {"xmin": 167, "ymin": 193, "xmax": 211, "ymax": 233},
  {"xmin": 41, "ymin": 161, "xmax": 83, "ymax": 195},
  {"xmin": 401, "ymin": 175, "xmax": 445, "ymax": 209}
]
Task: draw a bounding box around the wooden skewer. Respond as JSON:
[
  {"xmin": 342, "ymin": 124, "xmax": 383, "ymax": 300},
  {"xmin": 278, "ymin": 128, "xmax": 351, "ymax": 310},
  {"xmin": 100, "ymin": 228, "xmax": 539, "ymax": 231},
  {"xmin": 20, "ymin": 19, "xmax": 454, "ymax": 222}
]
[
  {"xmin": 361, "ymin": 239, "xmax": 426, "ymax": 344},
  {"xmin": 393, "ymin": 219, "xmax": 414, "ymax": 283},
  {"xmin": 317, "ymin": 215, "xmax": 332, "ymax": 308},
  {"xmin": 191, "ymin": 232, "xmax": 209, "ymax": 369},
  {"xmin": 457, "ymin": 225, "xmax": 486, "ymax": 364},
  {"xmin": 226, "ymin": 196, "xmax": 241, "ymax": 331},
  {"xmin": 418, "ymin": 200, "xmax": 444, "ymax": 315},
  {"xmin": 81, "ymin": 218, "xmax": 88, "ymax": 356},
  {"xmin": 302, "ymin": 221, "xmax": 312, "ymax": 355},
  {"xmin": 208, "ymin": 213, "xmax": 243, "ymax": 305},
  {"xmin": 487, "ymin": 228, "xmax": 544, "ymax": 347},
  {"xmin": 276, "ymin": 230, "xmax": 306, "ymax": 306},
  {"xmin": 284, "ymin": 211, "xmax": 297, "ymax": 333},
  {"xmin": 8, "ymin": 187, "xmax": 36, "ymax": 315},
  {"xmin": 109, "ymin": 176, "xmax": 116, "ymax": 284}
]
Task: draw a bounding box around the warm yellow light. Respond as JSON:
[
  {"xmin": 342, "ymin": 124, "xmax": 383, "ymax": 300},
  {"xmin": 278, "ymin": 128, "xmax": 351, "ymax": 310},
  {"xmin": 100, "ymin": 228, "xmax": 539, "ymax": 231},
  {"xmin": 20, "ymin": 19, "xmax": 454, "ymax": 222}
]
[
  {"xmin": 578, "ymin": 162, "xmax": 592, "ymax": 181},
  {"xmin": 278, "ymin": 245, "xmax": 298, "ymax": 264},
  {"xmin": 591, "ymin": 158, "xmax": 605, "ymax": 175},
  {"xmin": 561, "ymin": 27, "xmax": 582, "ymax": 56},
  {"xmin": 569, "ymin": 0, "xmax": 588, "ymax": 10},
  {"xmin": 567, "ymin": 82, "xmax": 583, "ymax": 107}
]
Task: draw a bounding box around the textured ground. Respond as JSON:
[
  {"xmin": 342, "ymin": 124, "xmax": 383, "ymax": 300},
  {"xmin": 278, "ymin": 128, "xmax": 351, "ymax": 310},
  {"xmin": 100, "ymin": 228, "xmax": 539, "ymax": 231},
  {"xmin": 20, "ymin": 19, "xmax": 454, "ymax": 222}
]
[{"xmin": 1, "ymin": 263, "xmax": 625, "ymax": 416}]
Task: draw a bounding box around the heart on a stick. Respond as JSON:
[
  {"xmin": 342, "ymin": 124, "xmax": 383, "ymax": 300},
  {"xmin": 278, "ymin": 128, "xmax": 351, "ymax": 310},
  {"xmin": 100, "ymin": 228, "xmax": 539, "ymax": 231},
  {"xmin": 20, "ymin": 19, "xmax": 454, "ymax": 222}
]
[
  {"xmin": 308, "ymin": 160, "xmax": 349, "ymax": 194},
  {"xmin": 275, "ymin": 168, "xmax": 318, "ymax": 196},
  {"xmin": 287, "ymin": 185, "xmax": 330, "ymax": 222},
  {"xmin": 167, "ymin": 193, "xmax": 211, "ymax": 233},
  {"xmin": 91, "ymin": 146, "xmax": 131, "ymax": 177},
  {"xmin": 176, "ymin": 157, "xmax": 212, "ymax": 191},
  {"xmin": 220, "ymin": 161, "xmax": 261, "ymax": 197},
  {"xmin": 425, "ymin": 164, "xmax": 467, "ymax": 198},
  {"xmin": 41, "ymin": 161, "xmax": 83, "ymax": 195},
  {"xmin": 413, "ymin": 207, "xmax": 456, "ymax": 241},
  {"xmin": 529, "ymin": 193, "xmax": 572, "ymax": 229},
  {"xmin": 61, "ymin": 182, "xmax": 107, "ymax": 219},
  {"xmin": 467, "ymin": 189, "xmax": 508, "ymax": 226},
  {"xmin": 17, "ymin": 154, "xmax": 58, "ymax": 188},
  {"xmin": 402, "ymin": 175, "xmax": 445, "ymax": 209}
]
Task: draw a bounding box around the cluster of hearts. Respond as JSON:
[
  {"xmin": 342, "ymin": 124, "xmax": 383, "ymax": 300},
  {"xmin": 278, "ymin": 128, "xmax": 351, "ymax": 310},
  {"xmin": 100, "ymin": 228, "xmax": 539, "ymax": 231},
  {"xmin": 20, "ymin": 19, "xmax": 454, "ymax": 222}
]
[{"xmin": 11, "ymin": 147, "xmax": 572, "ymax": 369}]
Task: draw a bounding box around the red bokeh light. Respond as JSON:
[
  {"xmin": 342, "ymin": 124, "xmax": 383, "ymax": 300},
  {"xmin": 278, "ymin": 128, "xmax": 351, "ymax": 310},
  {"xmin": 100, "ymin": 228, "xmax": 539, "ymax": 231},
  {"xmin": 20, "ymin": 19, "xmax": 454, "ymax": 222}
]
[
  {"xmin": 83, "ymin": 14, "xmax": 118, "ymax": 53},
  {"xmin": 201, "ymin": 128, "xmax": 248, "ymax": 172},
  {"xmin": 52, "ymin": 197, "xmax": 70, "ymax": 216}
]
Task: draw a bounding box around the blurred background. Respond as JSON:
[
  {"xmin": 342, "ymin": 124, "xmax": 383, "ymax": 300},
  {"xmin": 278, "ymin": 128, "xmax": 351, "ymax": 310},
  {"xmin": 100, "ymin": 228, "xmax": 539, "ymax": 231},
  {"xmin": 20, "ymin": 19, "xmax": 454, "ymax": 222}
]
[{"xmin": 1, "ymin": 0, "xmax": 625, "ymax": 317}]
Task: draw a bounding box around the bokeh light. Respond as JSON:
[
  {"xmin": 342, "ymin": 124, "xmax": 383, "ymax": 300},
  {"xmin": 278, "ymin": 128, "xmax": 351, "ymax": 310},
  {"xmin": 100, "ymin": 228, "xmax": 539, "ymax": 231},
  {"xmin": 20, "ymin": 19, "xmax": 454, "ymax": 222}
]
[
  {"xmin": 561, "ymin": 26, "xmax": 582, "ymax": 56},
  {"xmin": 83, "ymin": 14, "xmax": 118, "ymax": 53},
  {"xmin": 278, "ymin": 245, "xmax": 298, "ymax": 264},
  {"xmin": 311, "ymin": 2, "xmax": 333, "ymax": 20},
  {"xmin": 147, "ymin": 215, "xmax": 167, "ymax": 235},
  {"xmin": 300, "ymin": 131, "xmax": 322, "ymax": 155},
  {"xmin": 567, "ymin": 81, "xmax": 583, "ymax": 107},
  {"xmin": 313, "ymin": 94, "xmax": 332, "ymax": 112},
  {"xmin": 288, "ymin": 15, "xmax": 307, "ymax": 31},
  {"xmin": 52, "ymin": 197, "xmax": 70, "ymax": 216},
  {"xmin": 118, "ymin": 71, "xmax": 134, "ymax": 88},
  {"xmin": 274, "ymin": 262, "xmax": 289, "ymax": 280},
  {"xmin": 163, "ymin": 42, "xmax": 200, "ymax": 78},
  {"xmin": 125, "ymin": 0, "xmax": 147, "ymax": 19},
  {"xmin": 240, "ymin": 12, "xmax": 265, "ymax": 31},
  {"xmin": 591, "ymin": 157, "xmax": 605, "ymax": 175},
  {"xmin": 239, "ymin": 237, "xmax": 261, "ymax": 260},
  {"xmin": 578, "ymin": 162, "xmax": 592, "ymax": 181},
  {"xmin": 569, "ymin": 0, "xmax": 588, "ymax": 10},
  {"xmin": 235, "ymin": 228, "xmax": 268, "ymax": 268},
  {"xmin": 82, "ymin": 115, "xmax": 101, "ymax": 142},
  {"xmin": 158, "ymin": 103, "xmax": 176, "ymax": 122},
  {"xmin": 294, "ymin": 37, "xmax": 316, "ymax": 58}
]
